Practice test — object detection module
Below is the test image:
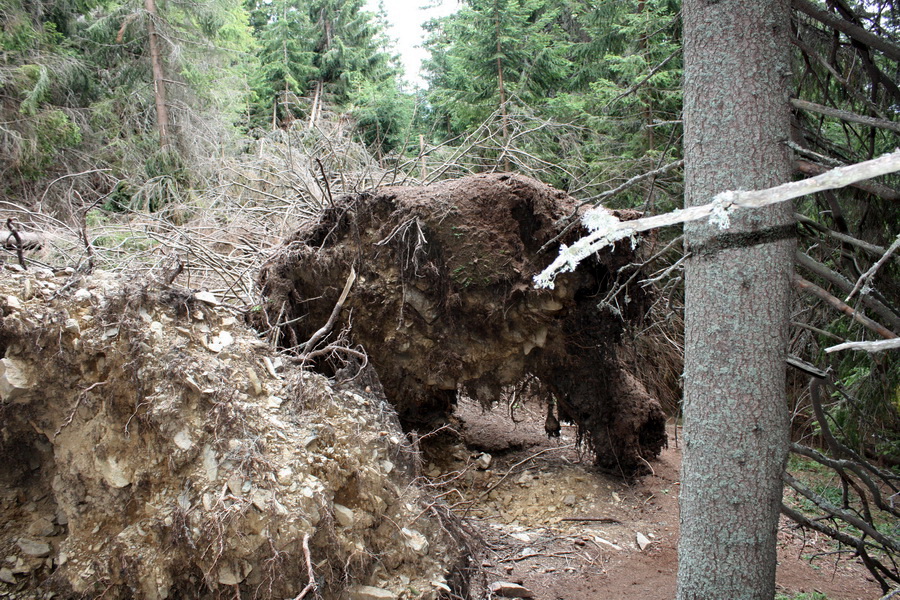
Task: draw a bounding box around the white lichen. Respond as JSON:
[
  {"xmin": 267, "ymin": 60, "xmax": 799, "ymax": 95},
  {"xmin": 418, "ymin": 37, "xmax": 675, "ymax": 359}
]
[
  {"xmin": 582, "ymin": 207, "xmax": 620, "ymax": 233},
  {"xmin": 708, "ymin": 190, "xmax": 738, "ymax": 230},
  {"xmin": 534, "ymin": 209, "xmax": 634, "ymax": 289}
]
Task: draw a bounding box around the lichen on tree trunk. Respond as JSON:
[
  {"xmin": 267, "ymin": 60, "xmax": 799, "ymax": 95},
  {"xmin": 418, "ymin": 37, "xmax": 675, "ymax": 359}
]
[
  {"xmin": 258, "ymin": 173, "xmax": 667, "ymax": 476},
  {"xmin": 677, "ymin": 1, "xmax": 794, "ymax": 598}
]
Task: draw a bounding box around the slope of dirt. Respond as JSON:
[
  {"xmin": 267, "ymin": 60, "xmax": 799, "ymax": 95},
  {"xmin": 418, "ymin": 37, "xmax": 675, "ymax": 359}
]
[
  {"xmin": 257, "ymin": 173, "xmax": 666, "ymax": 475},
  {"xmin": 0, "ymin": 265, "xmax": 470, "ymax": 600},
  {"xmin": 425, "ymin": 398, "xmax": 882, "ymax": 600}
]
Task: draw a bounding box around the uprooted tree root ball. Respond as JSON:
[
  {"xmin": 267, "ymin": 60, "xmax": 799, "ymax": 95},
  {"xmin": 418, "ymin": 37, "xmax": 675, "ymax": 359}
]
[
  {"xmin": 0, "ymin": 268, "xmax": 472, "ymax": 599},
  {"xmin": 257, "ymin": 173, "xmax": 667, "ymax": 476}
]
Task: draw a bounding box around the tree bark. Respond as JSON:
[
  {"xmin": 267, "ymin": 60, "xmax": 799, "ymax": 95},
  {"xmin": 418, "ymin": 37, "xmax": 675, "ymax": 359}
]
[
  {"xmin": 145, "ymin": 0, "xmax": 170, "ymax": 149},
  {"xmin": 495, "ymin": 5, "xmax": 511, "ymax": 172},
  {"xmin": 677, "ymin": 1, "xmax": 793, "ymax": 599}
]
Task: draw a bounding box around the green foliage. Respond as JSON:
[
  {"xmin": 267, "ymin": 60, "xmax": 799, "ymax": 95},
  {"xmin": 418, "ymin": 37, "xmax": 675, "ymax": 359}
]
[
  {"xmin": 244, "ymin": 0, "xmax": 409, "ymax": 156},
  {"xmin": 824, "ymin": 352, "xmax": 900, "ymax": 458},
  {"xmin": 424, "ymin": 0, "xmax": 573, "ymax": 134},
  {"xmin": 0, "ymin": 0, "xmax": 254, "ymax": 211},
  {"xmin": 246, "ymin": 0, "xmax": 319, "ymax": 126},
  {"xmin": 775, "ymin": 593, "xmax": 829, "ymax": 600},
  {"xmin": 348, "ymin": 75, "xmax": 415, "ymax": 154},
  {"xmin": 422, "ymin": 0, "xmax": 683, "ymax": 201}
]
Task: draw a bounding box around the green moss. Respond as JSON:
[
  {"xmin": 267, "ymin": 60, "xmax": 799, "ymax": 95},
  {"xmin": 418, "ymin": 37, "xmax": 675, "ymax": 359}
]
[{"xmin": 775, "ymin": 592, "xmax": 828, "ymax": 600}]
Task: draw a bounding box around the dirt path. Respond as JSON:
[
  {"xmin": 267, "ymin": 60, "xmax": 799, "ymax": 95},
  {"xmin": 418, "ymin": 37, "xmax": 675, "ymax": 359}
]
[{"xmin": 422, "ymin": 398, "xmax": 881, "ymax": 600}]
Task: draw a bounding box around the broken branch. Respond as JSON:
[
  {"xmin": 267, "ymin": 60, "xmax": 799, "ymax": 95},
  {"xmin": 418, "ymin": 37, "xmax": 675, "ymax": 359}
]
[
  {"xmin": 793, "ymin": 274, "xmax": 898, "ymax": 340},
  {"xmin": 537, "ymin": 150, "xmax": 900, "ymax": 288},
  {"xmin": 795, "ymin": 160, "xmax": 900, "ymax": 201},
  {"xmin": 5, "ymin": 218, "xmax": 26, "ymax": 270},
  {"xmin": 791, "ymin": 98, "xmax": 900, "ymax": 134},
  {"xmin": 792, "ymin": 0, "xmax": 900, "ymax": 63},
  {"xmin": 847, "ymin": 234, "xmax": 900, "ymax": 302},
  {"xmin": 825, "ymin": 338, "xmax": 900, "ymax": 353}
]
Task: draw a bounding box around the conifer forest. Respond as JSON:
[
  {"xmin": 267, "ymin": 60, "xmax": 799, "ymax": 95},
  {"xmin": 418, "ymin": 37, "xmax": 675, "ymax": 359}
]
[{"xmin": 0, "ymin": 1, "xmax": 899, "ymax": 599}]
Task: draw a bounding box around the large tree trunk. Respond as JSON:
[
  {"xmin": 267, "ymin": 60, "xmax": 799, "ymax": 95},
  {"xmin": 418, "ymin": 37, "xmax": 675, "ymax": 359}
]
[
  {"xmin": 495, "ymin": 6, "xmax": 511, "ymax": 172},
  {"xmin": 145, "ymin": 0, "xmax": 170, "ymax": 149},
  {"xmin": 677, "ymin": 2, "xmax": 794, "ymax": 599}
]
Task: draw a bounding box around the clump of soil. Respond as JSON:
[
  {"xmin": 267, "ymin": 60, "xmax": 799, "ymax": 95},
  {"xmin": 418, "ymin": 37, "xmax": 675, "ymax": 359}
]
[
  {"xmin": 257, "ymin": 173, "xmax": 666, "ymax": 475},
  {"xmin": 0, "ymin": 266, "xmax": 469, "ymax": 600}
]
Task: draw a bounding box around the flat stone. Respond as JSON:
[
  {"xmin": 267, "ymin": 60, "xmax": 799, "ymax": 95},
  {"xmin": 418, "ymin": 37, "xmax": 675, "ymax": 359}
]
[
  {"xmin": 5, "ymin": 295, "xmax": 22, "ymax": 310},
  {"xmin": 636, "ymin": 531, "xmax": 652, "ymax": 552},
  {"xmin": 193, "ymin": 291, "xmax": 219, "ymax": 305},
  {"xmin": 250, "ymin": 489, "xmax": 273, "ymax": 511},
  {"xmin": 0, "ymin": 567, "xmax": 15, "ymax": 583},
  {"xmin": 64, "ymin": 318, "xmax": 80, "ymax": 334},
  {"xmin": 488, "ymin": 581, "xmax": 534, "ymax": 598},
  {"xmin": 333, "ymin": 503, "xmax": 354, "ymax": 528},
  {"xmin": 276, "ymin": 467, "xmax": 293, "ymax": 485},
  {"xmin": 226, "ymin": 474, "xmax": 243, "ymax": 497},
  {"xmin": 217, "ymin": 563, "xmax": 242, "ymax": 585},
  {"xmin": 202, "ymin": 445, "xmax": 218, "ymax": 481},
  {"xmin": 16, "ymin": 538, "xmax": 50, "ymax": 558},
  {"xmin": 26, "ymin": 517, "xmax": 54, "ymax": 537},
  {"xmin": 173, "ymin": 430, "xmax": 193, "ymax": 451},
  {"xmin": 593, "ymin": 536, "xmax": 623, "ymax": 551},
  {"xmin": 246, "ymin": 368, "xmax": 262, "ymax": 396},
  {"xmin": 348, "ymin": 585, "xmax": 396, "ymax": 600},
  {"xmin": 475, "ymin": 452, "xmax": 492, "ymax": 470},
  {"xmin": 97, "ymin": 456, "xmax": 132, "ymax": 488},
  {"xmin": 11, "ymin": 557, "xmax": 32, "ymax": 574}
]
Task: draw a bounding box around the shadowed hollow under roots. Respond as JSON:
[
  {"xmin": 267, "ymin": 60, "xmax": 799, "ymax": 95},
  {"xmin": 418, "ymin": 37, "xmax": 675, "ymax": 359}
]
[{"xmin": 257, "ymin": 173, "xmax": 667, "ymax": 476}]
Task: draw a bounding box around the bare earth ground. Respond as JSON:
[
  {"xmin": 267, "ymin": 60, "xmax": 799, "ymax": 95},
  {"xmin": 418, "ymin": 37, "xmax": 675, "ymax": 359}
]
[{"xmin": 422, "ymin": 398, "xmax": 881, "ymax": 600}]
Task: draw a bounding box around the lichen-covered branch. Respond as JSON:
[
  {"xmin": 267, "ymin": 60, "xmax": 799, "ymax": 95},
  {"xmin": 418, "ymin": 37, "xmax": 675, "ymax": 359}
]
[
  {"xmin": 825, "ymin": 338, "xmax": 900, "ymax": 353},
  {"xmin": 535, "ymin": 149, "xmax": 900, "ymax": 288}
]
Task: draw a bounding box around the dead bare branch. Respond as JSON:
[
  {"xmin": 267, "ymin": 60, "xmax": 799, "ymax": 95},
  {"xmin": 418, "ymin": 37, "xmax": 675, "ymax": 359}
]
[
  {"xmin": 791, "ymin": 98, "xmax": 900, "ymax": 134},
  {"xmin": 792, "ymin": 0, "xmax": 900, "ymax": 62},
  {"xmin": 298, "ymin": 266, "xmax": 356, "ymax": 354},
  {"xmin": 825, "ymin": 338, "xmax": 900, "ymax": 353},
  {"xmin": 795, "ymin": 212, "xmax": 887, "ymax": 256},
  {"xmin": 847, "ymin": 234, "xmax": 900, "ymax": 302},
  {"xmin": 795, "ymin": 251, "xmax": 900, "ymax": 332},
  {"xmin": 793, "ymin": 274, "xmax": 898, "ymax": 340}
]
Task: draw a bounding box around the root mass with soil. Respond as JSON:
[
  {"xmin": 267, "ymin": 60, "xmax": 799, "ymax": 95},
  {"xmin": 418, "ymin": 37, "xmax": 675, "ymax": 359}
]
[{"xmin": 258, "ymin": 173, "xmax": 667, "ymax": 476}]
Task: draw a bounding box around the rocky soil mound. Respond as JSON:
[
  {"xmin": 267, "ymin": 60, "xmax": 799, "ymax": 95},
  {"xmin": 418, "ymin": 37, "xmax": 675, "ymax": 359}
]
[
  {"xmin": 257, "ymin": 173, "xmax": 667, "ymax": 475},
  {"xmin": 0, "ymin": 266, "xmax": 469, "ymax": 600}
]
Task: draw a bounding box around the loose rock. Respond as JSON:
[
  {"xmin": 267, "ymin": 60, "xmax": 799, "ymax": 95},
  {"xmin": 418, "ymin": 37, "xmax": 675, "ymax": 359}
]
[
  {"xmin": 348, "ymin": 585, "xmax": 397, "ymax": 600},
  {"xmin": 16, "ymin": 539, "xmax": 51, "ymax": 558},
  {"xmin": 488, "ymin": 581, "xmax": 535, "ymax": 598}
]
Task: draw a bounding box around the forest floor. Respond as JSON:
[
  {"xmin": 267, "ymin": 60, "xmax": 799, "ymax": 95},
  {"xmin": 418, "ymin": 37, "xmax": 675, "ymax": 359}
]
[{"xmin": 421, "ymin": 398, "xmax": 882, "ymax": 600}]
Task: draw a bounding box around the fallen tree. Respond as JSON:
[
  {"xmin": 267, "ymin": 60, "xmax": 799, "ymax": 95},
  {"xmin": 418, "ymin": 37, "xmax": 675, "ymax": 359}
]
[{"xmin": 257, "ymin": 173, "xmax": 667, "ymax": 476}]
